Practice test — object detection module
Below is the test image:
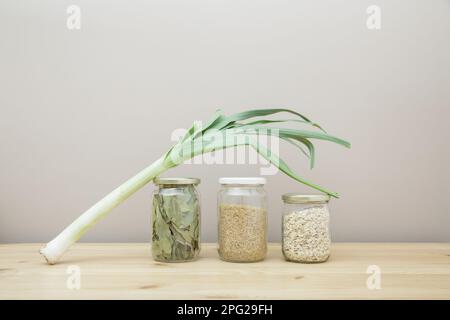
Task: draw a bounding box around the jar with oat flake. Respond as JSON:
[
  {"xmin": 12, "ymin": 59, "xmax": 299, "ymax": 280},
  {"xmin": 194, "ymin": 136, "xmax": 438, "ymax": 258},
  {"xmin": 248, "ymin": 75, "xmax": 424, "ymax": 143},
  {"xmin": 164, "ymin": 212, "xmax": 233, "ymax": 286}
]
[
  {"xmin": 282, "ymin": 194, "xmax": 331, "ymax": 263},
  {"xmin": 218, "ymin": 177, "xmax": 267, "ymax": 262}
]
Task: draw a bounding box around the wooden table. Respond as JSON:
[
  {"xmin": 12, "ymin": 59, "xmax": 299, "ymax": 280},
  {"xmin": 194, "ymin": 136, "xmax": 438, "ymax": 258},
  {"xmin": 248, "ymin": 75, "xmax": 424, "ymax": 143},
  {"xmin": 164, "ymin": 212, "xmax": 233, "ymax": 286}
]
[{"xmin": 1, "ymin": 243, "xmax": 449, "ymax": 299}]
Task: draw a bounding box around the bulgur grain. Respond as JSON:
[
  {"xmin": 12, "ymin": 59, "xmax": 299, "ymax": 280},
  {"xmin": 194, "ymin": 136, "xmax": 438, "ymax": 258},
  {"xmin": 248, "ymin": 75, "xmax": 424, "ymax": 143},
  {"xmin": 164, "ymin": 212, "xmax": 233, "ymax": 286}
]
[{"xmin": 218, "ymin": 204, "xmax": 267, "ymax": 262}]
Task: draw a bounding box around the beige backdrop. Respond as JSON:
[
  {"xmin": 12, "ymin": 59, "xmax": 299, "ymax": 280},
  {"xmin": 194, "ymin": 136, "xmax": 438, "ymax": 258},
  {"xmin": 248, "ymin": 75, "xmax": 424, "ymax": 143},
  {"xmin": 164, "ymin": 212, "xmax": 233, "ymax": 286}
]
[{"xmin": 1, "ymin": 0, "xmax": 449, "ymax": 243}]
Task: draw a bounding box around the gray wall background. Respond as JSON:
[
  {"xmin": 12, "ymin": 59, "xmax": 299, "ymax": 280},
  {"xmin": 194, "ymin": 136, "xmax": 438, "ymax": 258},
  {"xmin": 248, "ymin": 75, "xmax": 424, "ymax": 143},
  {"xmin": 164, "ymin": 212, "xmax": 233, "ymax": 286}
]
[{"xmin": 1, "ymin": 0, "xmax": 449, "ymax": 243}]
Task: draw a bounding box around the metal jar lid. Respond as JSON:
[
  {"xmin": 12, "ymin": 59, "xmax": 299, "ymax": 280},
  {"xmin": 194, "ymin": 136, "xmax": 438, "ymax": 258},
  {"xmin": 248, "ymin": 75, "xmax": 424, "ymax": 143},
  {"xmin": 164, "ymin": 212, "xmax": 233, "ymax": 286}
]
[
  {"xmin": 154, "ymin": 177, "xmax": 200, "ymax": 185},
  {"xmin": 282, "ymin": 193, "xmax": 330, "ymax": 204}
]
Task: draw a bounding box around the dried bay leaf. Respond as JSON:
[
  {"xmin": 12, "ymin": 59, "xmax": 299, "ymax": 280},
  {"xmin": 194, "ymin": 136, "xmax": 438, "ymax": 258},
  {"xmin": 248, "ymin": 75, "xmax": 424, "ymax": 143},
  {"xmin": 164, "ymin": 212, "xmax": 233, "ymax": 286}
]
[{"xmin": 152, "ymin": 186, "xmax": 200, "ymax": 262}]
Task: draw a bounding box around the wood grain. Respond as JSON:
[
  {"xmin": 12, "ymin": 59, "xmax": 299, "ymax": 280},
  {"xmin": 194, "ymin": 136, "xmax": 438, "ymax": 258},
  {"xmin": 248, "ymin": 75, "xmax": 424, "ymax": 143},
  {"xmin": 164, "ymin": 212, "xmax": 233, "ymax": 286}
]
[{"xmin": 1, "ymin": 243, "xmax": 449, "ymax": 299}]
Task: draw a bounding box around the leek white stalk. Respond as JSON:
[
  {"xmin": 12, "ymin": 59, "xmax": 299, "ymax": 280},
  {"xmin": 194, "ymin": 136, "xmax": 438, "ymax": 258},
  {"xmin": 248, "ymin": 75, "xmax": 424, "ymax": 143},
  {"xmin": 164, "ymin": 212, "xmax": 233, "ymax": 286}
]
[
  {"xmin": 40, "ymin": 156, "xmax": 169, "ymax": 264},
  {"xmin": 40, "ymin": 108, "xmax": 350, "ymax": 264}
]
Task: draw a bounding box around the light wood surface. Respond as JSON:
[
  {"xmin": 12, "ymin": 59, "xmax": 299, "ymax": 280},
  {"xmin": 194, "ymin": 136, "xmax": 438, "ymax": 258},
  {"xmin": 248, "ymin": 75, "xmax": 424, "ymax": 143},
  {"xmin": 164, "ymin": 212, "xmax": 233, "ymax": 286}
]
[{"xmin": 1, "ymin": 243, "xmax": 449, "ymax": 299}]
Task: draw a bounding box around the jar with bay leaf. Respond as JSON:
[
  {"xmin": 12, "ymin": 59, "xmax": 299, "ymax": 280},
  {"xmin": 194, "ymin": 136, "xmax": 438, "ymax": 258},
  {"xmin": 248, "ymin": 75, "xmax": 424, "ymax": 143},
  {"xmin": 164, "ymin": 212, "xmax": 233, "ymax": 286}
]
[{"xmin": 152, "ymin": 177, "xmax": 201, "ymax": 262}]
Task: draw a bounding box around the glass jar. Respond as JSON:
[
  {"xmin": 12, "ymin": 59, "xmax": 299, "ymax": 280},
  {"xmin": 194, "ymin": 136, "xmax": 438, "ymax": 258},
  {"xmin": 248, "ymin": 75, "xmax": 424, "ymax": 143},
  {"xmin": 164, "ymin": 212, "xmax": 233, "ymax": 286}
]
[
  {"xmin": 217, "ymin": 177, "xmax": 267, "ymax": 262},
  {"xmin": 282, "ymin": 194, "xmax": 331, "ymax": 263},
  {"xmin": 152, "ymin": 177, "xmax": 201, "ymax": 262}
]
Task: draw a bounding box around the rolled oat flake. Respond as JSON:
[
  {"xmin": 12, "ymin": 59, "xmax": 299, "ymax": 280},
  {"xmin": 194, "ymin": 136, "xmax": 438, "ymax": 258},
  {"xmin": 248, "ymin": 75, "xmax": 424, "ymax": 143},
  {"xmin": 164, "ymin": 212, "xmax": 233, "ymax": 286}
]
[{"xmin": 281, "ymin": 193, "xmax": 331, "ymax": 263}]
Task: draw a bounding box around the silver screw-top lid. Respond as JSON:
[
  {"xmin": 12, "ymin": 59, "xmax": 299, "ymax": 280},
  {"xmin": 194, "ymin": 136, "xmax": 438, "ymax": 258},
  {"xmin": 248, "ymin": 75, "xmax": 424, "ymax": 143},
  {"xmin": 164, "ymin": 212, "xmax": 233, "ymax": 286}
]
[
  {"xmin": 154, "ymin": 177, "xmax": 200, "ymax": 185},
  {"xmin": 282, "ymin": 193, "xmax": 330, "ymax": 204}
]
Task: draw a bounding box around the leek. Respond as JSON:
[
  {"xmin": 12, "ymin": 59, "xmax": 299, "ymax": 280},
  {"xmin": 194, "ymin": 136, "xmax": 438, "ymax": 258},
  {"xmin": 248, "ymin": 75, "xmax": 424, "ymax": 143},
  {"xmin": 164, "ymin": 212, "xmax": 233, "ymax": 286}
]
[{"xmin": 40, "ymin": 108, "xmax": 350, "ymax": 264}]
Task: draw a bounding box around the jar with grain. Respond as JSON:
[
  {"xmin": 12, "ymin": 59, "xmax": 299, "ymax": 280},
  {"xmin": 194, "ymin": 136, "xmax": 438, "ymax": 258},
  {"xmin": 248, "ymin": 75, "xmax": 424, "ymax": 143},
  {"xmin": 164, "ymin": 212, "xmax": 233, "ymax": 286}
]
[
  {"xmin": 152, "ymin": 177, "xmax": 201, "ymax": 262},
  {"xmin": 218, "ymin": 177, "xmax": 267, "ymax": 262},
  {"xmin": 282, "ymin": 194, "xmax": 331, "ymax": 263}
]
